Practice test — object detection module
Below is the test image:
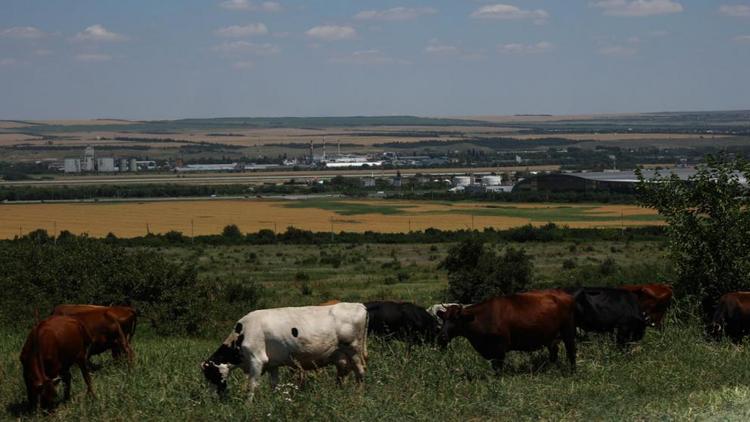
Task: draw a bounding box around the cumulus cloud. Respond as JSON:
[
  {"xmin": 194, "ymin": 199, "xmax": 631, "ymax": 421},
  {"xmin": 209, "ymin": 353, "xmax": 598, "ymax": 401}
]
[
  {"xmin": 233, "ymin": 61, "xmax": 255, "ymax": 69},
  {"xmin": 330, "ymin": 49, "xmax": 409, "ymax": 65},
  {"xmin": 73, "ymin": 24, "xmax": 127, "ymax": 42},
  {"xmin": 719, "ymin": 5, "xmax": 750, "ymax": 17},
  {"xmin": 498, "ymin": 41, "xmax": 553, "ymax": 54},
  {"xmin": 219, "ymin": 0, "xmax": 281, "ymax": 12},
  {"xmin": 215, "ymin": 23, "xmax": 268, "ymax": 37},
  {"xmin": 734, "ymin": 35, "xmax": 750, "ymax": 43},
  {"xmin": 213, "ymin": 40, "xmax": 280, "ymax": 55},
  {"xmin": 470, "ymin": 4, "xmax": 549, "ymax": 23},
  {"xmin": 0, "ymin": 26, "xmax": 47, "ymax": 39},
  {"xmin": 598, "ymin": 45, "xmax": 638, "ymax": 56},
  {"xmin": 590, "ymin": 0, "xmax": 683, "ymax": 17},
  {"xmin": 354, "ymin": 7, "xmax": 437, "ymax": 21},
  {"xmin": 306, "ymin": 25, "xmax": 357, "ymax": 41},
  {"xmin": 75, "ymin": 53, "xmax": 112, "ymax": 62}
]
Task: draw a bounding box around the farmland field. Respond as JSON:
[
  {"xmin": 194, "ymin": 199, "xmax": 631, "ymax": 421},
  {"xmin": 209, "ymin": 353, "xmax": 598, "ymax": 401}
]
[{"xmin": 0, "ymin": 199, "xmax": 662, "ymax": 239}]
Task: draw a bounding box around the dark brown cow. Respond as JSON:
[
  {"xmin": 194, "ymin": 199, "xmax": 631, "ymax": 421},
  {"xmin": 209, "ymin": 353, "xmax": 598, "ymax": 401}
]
[
  {"xmin": 20, "ymin": 316, "xmax": 95, "ymax": 411},
  {"xmin": 53, "ymin": 304, "xmax": 137, "ymax": 342},
  {"xmin": 437, "ymin": 290, "xmax": 576, "ymax": 374},
  {"xmin": 52, "ymin": 306, "xmax": 133, "ymax": 363},
  {"xmin": 619, "ymin": 284, "xmax": 673, "ymax": 328},
  {"xmin": 709, "ymin": 292, "xmax": 750, "ymax": 343}
]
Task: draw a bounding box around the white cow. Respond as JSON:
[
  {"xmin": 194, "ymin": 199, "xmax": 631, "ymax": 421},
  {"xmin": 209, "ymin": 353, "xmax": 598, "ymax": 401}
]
[{"xmin": 201, "ymin": 302, "xmax": 368, "ymax": 400}]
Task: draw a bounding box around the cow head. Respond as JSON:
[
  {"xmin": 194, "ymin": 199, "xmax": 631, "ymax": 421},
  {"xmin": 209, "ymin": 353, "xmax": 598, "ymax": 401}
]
[
  {"xmin": 436, "ymin": 305, "xmax": 474, "ymax": 346},
  {"xmin": 201, "ymin": 329, "xmax": 244, "ymax": 396}
]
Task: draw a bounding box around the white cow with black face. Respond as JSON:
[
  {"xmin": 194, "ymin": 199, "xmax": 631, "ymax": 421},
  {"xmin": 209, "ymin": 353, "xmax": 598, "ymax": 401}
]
[
  {"xmin": 201, "ymin": 302, "xmax": 368, "ymax": 401},
  {"xmin": 426, "ymin": 303, "xmax": 463, "ymax": 330}
]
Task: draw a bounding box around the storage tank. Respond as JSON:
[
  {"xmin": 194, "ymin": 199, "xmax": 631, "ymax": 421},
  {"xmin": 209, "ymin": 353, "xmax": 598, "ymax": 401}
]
[
  {"xmin": 97, "ymin": 157, "xmax": 115, "ymax": 172},
  {"xmin": 119, "ymin": 158, "xmax": 129, "ymax": 172},
  {"xmin": 64, "ymin": 159, "xmax": 81, "ymax": 173},
  {"xmin": 453, "ymin": 176, "xmax": 472, "ymax": 187},
  {"xmin": 130, "ymin": 158, "xmax": 138, "ymax": 172},
  {"xmin": 481, "ymin": 175, "xmax": 502, "ymax": 186}
]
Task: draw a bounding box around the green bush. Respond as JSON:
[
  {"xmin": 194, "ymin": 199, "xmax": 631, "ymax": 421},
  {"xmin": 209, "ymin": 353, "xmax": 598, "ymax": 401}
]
[{"xmin": 441, "ymin": 238, "xmax": 534, "ymax": 303}]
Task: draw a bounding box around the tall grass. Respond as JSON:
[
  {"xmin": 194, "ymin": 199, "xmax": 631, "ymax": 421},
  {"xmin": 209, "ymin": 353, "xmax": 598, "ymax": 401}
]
[{"xmin": 3, "ymin": 321, "xmax": 750, "ymax": 421}]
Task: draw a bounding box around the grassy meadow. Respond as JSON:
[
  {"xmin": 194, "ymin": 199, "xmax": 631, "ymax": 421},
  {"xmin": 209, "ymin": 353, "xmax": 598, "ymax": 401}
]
[
  {"xmin": 0, "ymin": 199, "xmax": 662, "ymax": 239},
  {"xmin": 2, "ymin": 238, "xmax": 722, "ymax": 421}
]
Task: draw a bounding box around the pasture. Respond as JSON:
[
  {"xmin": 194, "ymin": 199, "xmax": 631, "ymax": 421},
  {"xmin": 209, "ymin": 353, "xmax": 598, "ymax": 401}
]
[
  {"xmin": 3, "ymin": 239, "xmax": 750, "ymax": 420},
  {"xmin": 0, "ymin": 199, "xmax": 662, "ymax": 239}
]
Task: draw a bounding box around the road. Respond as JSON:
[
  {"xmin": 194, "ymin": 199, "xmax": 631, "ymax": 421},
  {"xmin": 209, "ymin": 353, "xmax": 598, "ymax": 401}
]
[{"xmin": 0, "ymin": 165, "xmax": 559, "ymax": 186}]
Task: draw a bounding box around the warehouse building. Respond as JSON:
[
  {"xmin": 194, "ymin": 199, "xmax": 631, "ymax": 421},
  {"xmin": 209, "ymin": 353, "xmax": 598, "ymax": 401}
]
[{"xmin": 513, "ymin": 168, "xmax": 699, "ymax": 193}]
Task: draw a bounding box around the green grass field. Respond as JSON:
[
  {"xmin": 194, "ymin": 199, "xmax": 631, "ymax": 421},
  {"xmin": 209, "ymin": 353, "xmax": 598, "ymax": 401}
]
[{"xmin": 6, "ymin": 239, "xmax": 744, "ymax": 420}]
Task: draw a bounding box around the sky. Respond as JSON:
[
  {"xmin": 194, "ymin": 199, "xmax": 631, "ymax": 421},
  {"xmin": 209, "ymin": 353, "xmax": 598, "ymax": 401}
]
[{"xmin": 1, "ymin": 0, "xmax": 749, "ymax": 120}]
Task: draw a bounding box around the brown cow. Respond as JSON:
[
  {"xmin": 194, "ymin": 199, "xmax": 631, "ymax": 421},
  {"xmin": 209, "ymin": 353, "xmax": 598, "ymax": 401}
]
[
  {"xmin": 709, "ymin": 292, "xmax": 750, "ymax": 343},
  {"xmin": 20, "ymin": 316, "xmax": 95, "ymax": 411},
  {"xmin": 619, "ymin": 284, "xmax": 673, "ymax": 328},
  {"xmin": 52, "ymin": 306, "xmax": 134, "ymax": 364},
  {"xmin": 437, "ymin": 290, "xmax": 576, "ymax": 374},
  {"xmin": 53, "ymin": 304, "xmax": 137, "ymax": 342},
  {"xmin": 319, "ymin": 300, "xmax": 341, "ymax": 306}
]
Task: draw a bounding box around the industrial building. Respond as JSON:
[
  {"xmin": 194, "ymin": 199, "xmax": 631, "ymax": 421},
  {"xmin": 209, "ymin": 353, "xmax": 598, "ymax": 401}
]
[
  {"xmin": 512, "ymin": 168, "xmax": 700, "ymax": 193},
  {"xmin": 63, "ymin": 147, "xmax": 128, "ymax": 173}
]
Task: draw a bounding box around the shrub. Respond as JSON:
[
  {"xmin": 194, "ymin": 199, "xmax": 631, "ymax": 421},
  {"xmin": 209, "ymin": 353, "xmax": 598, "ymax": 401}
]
[
  {"xmin": 222, "ymin": 224, "xmax": 242, "ymax": 238},
  {"xmin": 441, "ymin": 238, "xmax": 534, "ymax": 303}
]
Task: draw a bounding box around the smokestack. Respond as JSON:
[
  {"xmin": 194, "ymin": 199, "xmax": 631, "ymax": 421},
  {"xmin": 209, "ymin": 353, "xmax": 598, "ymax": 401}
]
[
  {"xmin": 322, "ymin": 138, "xmax": 326, "ymax": 161},
  {"xmin": 309, "ymin": 140, "xmax": 314, "ymax": 163}
]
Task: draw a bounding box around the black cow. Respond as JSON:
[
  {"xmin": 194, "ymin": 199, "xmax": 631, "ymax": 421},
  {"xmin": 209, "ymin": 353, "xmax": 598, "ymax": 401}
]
[
  {"xmin": 567, "ymin": 287, "xmax": 648, "ymax": 345},
  {"xmin": 709, "ymin": 292, "xmax": 750, "ymax": 343},
  {"xmin": 364, "ymin": 301, "xmax": 438, "ymax": 343}
]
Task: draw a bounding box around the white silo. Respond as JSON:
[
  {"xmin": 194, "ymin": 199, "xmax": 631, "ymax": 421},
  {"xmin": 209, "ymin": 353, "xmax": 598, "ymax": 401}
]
[
  {"xmin": 453, "ymin": 176, "xmax": 472, "ymax": 187},
  {"xmin": 481, "ymin": 175, "xmax": 502, "ymax": 186}
]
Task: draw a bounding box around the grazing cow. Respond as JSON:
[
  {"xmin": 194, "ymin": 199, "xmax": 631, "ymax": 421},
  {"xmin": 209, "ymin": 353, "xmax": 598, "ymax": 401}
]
[
  {"xmin": 53, "ymin": 304, "xmax": 137, "ymax": 343},
  {"xmin": 568, "ymin": 287, "xmax": 648, "ymax": 345},
  {"xmin": 619, "ymin": 284, "xmax": 673, "ymax": 328},
  {"xmin": 52, "ymin": 306, "xmax": 133, "ymax": 363},
  {"xmin": 20, "ymin": 316, "xmax": 95, "ymax": 411},
  {"xmin": 437, "ymin": 290, "xmax": 576, "ymax": 374},
  {"xmin": 201, "ymin": 303, "xmax": 368, "ymax": 400},
  {"xmin": 365, "ymin": 301, "xmax": 438, "ymax": 343},
  {"xmin": 709, "ymin": 292, "xmax": 750, "ymax": 343}
]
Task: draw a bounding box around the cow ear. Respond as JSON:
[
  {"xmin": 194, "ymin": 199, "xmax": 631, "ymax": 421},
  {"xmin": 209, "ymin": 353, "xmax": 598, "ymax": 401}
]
[{"xmin": 436, "ymin": 310, "xmax": 446, "ymax": 320}]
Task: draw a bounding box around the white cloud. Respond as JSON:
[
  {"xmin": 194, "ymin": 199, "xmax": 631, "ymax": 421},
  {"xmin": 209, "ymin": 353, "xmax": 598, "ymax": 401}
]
[
  {"xmin": 355, "ymin": 7, "xmax": 437, "ymax": 21},
  {"xmin": 73, "ymin": 24, "xmax": 127, "ymax": 42},
  {"xmin": 330, "ymin": 49, "xmax": 409, "ymax": 65},
  {"xmin": 75, "ymin": 53, "xmax": 112, "ymax": 62},
  {"xmin": 306, "ymin": 25, "xmax": 357, "ymax": 41},
  {"xmin": 0, "ymin": 58, "xmax": 19, "ymax": 66},
  {"xmin": 425, "ymin": 44, "xmax": 461, "ymax": 55},
  {"xmin": 470, "ymin": 4, "xmax": 549, "ymax": 23},
  {"xmin": 233, "ymin": 61, "xmax": 255, "ymax": 69},
  {"xmin": 220, "ymin": 0, "xmax": 281, "ymax": 12},
  {"xmin": 213, "ymin": 41, "xmax": 280, "ymax": 55},
  {"xmin": 734, "ymin": 35, "xmax": 750, "ymax": 43},
  {"xmin": 33, "ymin": 49, "xmax": 52, "ymax": 56},
  {"xmin": 598, "ymin": 45, "xmax": 638, "ymax": 56},
  {"xmin": 0, "ymin": 26, "xmax": 47, "ymax": 39},
  {"xmin": 719, "ymin": 5, "xmax": 750, "ymax": 17},
  {"xmin": 215, "ymin": 23, "xmax": 268, "ymax": 37},
  {"xmin": 498, "ymin": 41, "xmax": 553, "ymax": 54},
  {"xmin": 590, "ymin": 1, "xmax": 683, "ymax": 17}
]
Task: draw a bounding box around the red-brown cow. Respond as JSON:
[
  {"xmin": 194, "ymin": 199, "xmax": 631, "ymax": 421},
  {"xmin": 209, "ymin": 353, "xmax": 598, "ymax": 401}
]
[
  {"xmin": 52, "ymin": 306, "xmax": 134, "ymax": 364},
  {"xmin": 619, "ymin": 284, "xmax": 673, "ymax": 329},
  {"xmin": 53, "ymin": 304, "xmax": 137, "ymax": 343},
  {"xmin": 709, "ymin": 292, "xmax": 750, "ymax": 343},
  {"xmin": 437, "ymin": 290, "xmax": 576, "ymax": 374},
  {"xmin": 20, "ymin": 316, "xmax": 95, "ymax": 411}
]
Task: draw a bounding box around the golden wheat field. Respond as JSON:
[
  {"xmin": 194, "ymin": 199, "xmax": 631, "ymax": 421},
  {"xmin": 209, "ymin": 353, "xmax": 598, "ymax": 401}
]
[{"xmin": 0, "ymin": 199, "xmax": 662, "ymax": 238}]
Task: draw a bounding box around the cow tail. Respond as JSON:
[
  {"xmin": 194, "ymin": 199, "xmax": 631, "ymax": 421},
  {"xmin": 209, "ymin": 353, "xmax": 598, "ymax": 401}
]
[{"xmin": 32, "ymin": 325, "xmax": 48, "ymax": 384}]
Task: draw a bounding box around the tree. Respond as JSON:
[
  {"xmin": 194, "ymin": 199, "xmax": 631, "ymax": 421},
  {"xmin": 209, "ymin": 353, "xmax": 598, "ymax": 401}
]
[
  {"xmin": 440, "ymin": 238, "xmax": 533, "ymax": 303},
  {"xmin": 637, "ymin": 156, "xmax": 750, "ymax": 316}
]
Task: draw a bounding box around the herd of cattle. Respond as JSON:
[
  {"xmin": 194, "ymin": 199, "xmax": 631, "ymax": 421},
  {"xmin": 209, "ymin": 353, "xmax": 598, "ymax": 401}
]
[{"xmin": 19, "ymin": 285, "xmax": 750, "ymax": 411}]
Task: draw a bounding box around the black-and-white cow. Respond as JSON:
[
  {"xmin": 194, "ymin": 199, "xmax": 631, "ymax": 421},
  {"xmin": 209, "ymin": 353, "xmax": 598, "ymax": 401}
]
[{"xmin": 201, "ymin": 302, "xmax": 368, "ymax": 400}]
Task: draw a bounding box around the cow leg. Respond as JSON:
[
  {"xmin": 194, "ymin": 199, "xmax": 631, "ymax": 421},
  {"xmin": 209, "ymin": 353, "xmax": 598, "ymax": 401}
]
[
  {"xmin": 490, "ymin": 354, "xmax": 505, "ymax": 376},
  {"xmin": 78, "ymin": 361, "xmax": 95, "ymax": 398},
  {"xmin": 334, "ymin": 353, "xmax": 352, "ymax": 385},
  {"xmin": 61, "ymin": 369, "xmax": 72, "ymax": 401},
  {"xmin": 351, "ymin": 354, "xmax": 366, "ymax": 383},
  {"xmin": 547, "ymin": 343, "xmax": 559, "ymax": 364},
  {"xmin": 268, "ymin": 367, "xmax": 280, "ymax": 390},
  {"xmin": 245, "ymin": 358, "xmax": 264, "ymax": 402}
]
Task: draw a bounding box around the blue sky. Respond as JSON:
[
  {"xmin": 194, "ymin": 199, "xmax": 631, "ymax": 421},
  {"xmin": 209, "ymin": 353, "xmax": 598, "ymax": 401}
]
[{"xmin": 1, "ymin": 0, "xmax": 749, "ymax": 119}]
